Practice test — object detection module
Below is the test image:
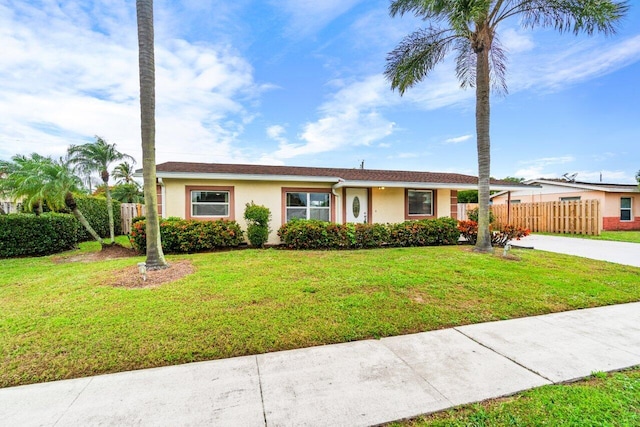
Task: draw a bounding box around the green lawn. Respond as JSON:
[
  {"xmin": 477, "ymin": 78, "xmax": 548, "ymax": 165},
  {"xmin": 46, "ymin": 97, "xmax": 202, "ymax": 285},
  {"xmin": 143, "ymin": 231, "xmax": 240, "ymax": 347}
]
[
  {"xmin": 393, "ymin": 368, "xmax": 640, "ymax": 426},
  {"xmin": 1, "ymin": 242, "xmax": 640, "ymax": 388},
  {"xmin": 540, "ymin": 230, "xmax": 640, "ymax": 244}
]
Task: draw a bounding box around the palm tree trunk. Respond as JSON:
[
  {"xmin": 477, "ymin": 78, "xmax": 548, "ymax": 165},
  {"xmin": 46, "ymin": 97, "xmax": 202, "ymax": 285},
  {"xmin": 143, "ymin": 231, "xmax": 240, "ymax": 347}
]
[
  {"xmin": 103, "ymin": 176, "xmax": 115, "ymax": 244},
  {"xmin": 65, "ymin": 192, "xmax": 104, "ymax": 245},
  {"xmin": 136, "ymin": 0, "xmax": 167, "ymax": 270},
  {"xmin": 474, "ymin": 44, "xmax": 493, "ymax": 253}
]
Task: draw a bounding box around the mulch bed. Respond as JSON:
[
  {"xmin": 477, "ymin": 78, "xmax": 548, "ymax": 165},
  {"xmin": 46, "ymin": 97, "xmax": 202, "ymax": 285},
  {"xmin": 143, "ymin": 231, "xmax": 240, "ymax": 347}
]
[{"xmin": 53, "ymin": 244, "xmax": 195, "ymax": 288}]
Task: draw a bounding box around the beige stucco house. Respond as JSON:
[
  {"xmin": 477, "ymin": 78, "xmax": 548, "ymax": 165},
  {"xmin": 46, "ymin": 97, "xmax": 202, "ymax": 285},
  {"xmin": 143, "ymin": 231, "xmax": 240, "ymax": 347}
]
[
  {"xmin": 147, "ymin": 162, "xmax": 525, "ymax": 244},
  {"xmin": 491, "ymin": 179, "xmax": 640, "ymax": 231}
]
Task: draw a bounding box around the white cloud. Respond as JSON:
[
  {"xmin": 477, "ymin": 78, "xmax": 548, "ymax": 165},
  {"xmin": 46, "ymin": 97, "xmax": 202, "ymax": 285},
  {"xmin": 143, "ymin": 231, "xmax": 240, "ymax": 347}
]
[
  {"xmin": 0, "ymin": 1, "xmax": 266, "ymax": 166},
  {"xmin": 514, "ymin": 156, "xmax": 575, "ymax": 179},
  {"xmin": 573, "ymin": 170, "xmax": 636, "ymax": 184},
  {"xmin": 444, "ymin": 134, "xmax": 473, "ymax": 144},
  {"xmin": 510, "ymin": 35, "xmax": 640, "ymax": 93},
  {"xmin": 500, "ymin": 28, "xmax": 535, "ymax": 54},
  {"xmin": 268, "ymin": 75, "xmax": 396, "ymax": 160},
  {"xmin": 387, "ymin": 152, "xmax": 420, "ymax": 160}
]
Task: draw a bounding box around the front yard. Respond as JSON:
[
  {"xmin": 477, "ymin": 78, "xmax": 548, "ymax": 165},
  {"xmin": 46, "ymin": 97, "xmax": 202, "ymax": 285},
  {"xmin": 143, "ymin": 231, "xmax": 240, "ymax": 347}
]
[{"xmin": 1, "ymin": 242, "xmax": 639, "ymax": 388}]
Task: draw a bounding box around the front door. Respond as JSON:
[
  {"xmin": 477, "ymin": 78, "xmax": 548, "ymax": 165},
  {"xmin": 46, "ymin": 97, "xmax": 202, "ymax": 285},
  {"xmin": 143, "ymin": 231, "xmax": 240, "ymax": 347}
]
[{"xmin": 346, "ymin": 188, "xmax": 368, "ymax": 223}]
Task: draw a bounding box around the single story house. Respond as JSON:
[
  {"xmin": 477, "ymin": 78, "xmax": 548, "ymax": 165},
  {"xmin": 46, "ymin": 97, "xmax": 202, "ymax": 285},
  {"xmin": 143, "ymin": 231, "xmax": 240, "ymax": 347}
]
[
  {"xmin": 491, "ymin": 179, "xmax": 640, "ymax": 231},
  {"xmin": 142, "ymin": 162, "xmax": 528, "ymax": 244}
]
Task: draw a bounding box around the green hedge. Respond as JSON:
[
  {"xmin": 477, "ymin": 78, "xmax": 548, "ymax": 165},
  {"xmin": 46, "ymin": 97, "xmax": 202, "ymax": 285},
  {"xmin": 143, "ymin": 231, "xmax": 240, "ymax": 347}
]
[
  {"xmin": 277, "ymin": 217, "xmax": 459, "ymax": 249},
  {"xmin": 73, "ymin": 196, "xmax": 122, "ymax": 241},
  {"xmin": 0, "ymin": 213, "xmax": 80, "ymax": 258},
  {"xmin": 130, "ymin": 218, "xmax": 244, "ymax": 254},
  {"xmin": 388, "ymin": 217, "xmax": 460, "ymax": 247}
]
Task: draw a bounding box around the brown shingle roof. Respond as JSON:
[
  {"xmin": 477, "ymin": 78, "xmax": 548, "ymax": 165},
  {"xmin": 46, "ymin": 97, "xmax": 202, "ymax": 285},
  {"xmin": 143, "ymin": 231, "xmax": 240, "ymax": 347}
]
[{"xmin": 155, "ymin": 161, "xmax": 523, "ymax": 187}]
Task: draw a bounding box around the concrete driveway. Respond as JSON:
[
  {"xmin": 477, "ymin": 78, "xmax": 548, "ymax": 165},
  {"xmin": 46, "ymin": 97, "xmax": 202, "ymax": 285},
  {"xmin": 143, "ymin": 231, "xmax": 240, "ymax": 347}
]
[{"xmin": 512, "ymin": 234, "xmax": 640, "ymax": 268}]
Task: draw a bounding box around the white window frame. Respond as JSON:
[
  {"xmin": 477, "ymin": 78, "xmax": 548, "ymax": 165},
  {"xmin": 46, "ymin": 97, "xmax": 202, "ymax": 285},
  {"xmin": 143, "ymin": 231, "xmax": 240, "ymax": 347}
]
[
  {"xmin": 620, "ymin": 197, "xmax": 632, "ymax": 222},
  {"xmin": 285, "ymin": 191, "xmax": 331, "ymax": 222},
  {"xmin": 560, "ymin": 196, "xmax": 581, "ymax": 202},
  {"xmin": 407, "ymin": 189, "xmax": 434, "ymax": 217},
  {"xmin": 190, "ymin": 190, "xmax": 230, "ymax": 218}
]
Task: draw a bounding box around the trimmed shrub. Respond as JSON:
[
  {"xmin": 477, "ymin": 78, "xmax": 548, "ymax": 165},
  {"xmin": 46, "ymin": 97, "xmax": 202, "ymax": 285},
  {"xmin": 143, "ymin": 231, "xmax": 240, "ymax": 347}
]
[
  {"xmin": 130, "ymin": 218, "xmax": 244, "ymax": 254},
  {"xmin": 388, "ymin": 217, "xmax": 460, "ymax": 247},
  {"xmin": 0, "ymin": 213, "xmax": 80, "ymax": 257},
  {"xmin": 277, "ymin": 217, "xmax": 459, "ymax": 250},
  {"xmin": 277, "ymin": 219, "xmax": 348, "ymax": 249},
  {"xmin": 244, "ymin": 203, "xmax": 271, "ymax": 248},
  {"xmin": 353, "ymin": 223, "xmax": 390, "ymax": 249},
  {"xmin": 72, "ymin": 195, "xmax": 122, "ymax": 241},
  {"xmin": 458, "ymin": 220, "xmax": 530, "ymax": 247}
]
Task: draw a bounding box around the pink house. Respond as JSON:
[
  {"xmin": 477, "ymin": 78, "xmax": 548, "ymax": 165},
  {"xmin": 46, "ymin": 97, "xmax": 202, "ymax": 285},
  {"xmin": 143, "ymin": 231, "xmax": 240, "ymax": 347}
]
[{"xmin": 491, "ymin": 179, "xmax": 640, "ymax": 231}]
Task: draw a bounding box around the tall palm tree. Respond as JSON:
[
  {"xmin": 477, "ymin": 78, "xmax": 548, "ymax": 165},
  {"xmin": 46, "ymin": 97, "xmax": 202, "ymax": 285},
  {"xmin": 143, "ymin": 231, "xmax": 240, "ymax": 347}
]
[
  {"xmin": 136, "ymin": 0, "xmax": 168, "ymax": 269},
  {"xmin": 68, "ymin": 136, "xmax": 135, "ymax": 244},
  {"xmin": 386, "ymin": 0, "xmax": 628, "ymax": 253},
  {"xmin": 113, "ymin": 161, "xmax": 139, "ymax": 186},
  {"xmin": 0, "ymin": 154, "xmax": 103, "ymax": 243}
]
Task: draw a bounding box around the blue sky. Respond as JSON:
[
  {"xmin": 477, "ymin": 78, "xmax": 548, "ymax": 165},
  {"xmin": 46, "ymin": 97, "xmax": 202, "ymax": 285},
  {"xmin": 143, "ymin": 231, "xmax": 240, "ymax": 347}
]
[{"xmin": 1, "ymin": 0, "xmax": 639, "ymax": 184}]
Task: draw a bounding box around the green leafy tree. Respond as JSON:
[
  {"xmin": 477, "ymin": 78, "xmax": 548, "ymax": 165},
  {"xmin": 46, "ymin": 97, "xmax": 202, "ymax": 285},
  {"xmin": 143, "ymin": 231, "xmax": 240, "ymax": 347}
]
[
  {"xmin": 0, "ymin": 154, "xmax": 103, "ymax": 243},
  {"xmin": 112, "ymin": 183, "xmax": 144, "ymax": 203},
  {"xmin": 386, "ymin": 0, "xmax": 627, "ymax": 252},
  {"xmin": 457, "ymin": 190, "xmax": 478, "ymax": 204},
  {"xmin": 68, "ymin": 137, "xmax": 135, "ymax": 244},
  {"xmin": 636, "ymin": 170, "xmax": 639, "ymax": 188},
  {"xmin": 502, "ymin": 176, "xmax": 525, "ymax": 183},
  {"xmin": 136, "ymin": 0, "xmax": 168, "ymax": 269}
]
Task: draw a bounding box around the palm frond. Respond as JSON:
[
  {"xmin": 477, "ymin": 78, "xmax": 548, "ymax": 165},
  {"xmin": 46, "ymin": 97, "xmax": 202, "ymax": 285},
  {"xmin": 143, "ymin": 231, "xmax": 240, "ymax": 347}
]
[
  {"xmin": 489, "ymin": 34, "xmax": 508, "ymax": 94},
  {"xmin": 455, "ymin": 38, "xmax": 476, "ymax": 89},
  {"xmin": 385, "ymin": 27, "xmax": 459, "ymax": 95},
  {"xmin": 518, "ymin": 0, "xmax": 628, "ymax": 36},
  {"xmin": 454, "ymin": 35, "xmax": 507, "ymax": 94},
  {"xmin": 389, "ymin": 0, "xmax": 452, "ymax": 20}
]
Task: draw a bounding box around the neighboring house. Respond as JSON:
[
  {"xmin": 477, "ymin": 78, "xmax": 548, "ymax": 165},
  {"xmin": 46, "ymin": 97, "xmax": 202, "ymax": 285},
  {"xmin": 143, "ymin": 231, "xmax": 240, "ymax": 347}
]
[
  {"xmin": 143, "ymin": 162, "xmax": 527, "ymax": 244},
  {"xmin": 491, "ymin": 179, "xmax": 640, "ymax": 231}
]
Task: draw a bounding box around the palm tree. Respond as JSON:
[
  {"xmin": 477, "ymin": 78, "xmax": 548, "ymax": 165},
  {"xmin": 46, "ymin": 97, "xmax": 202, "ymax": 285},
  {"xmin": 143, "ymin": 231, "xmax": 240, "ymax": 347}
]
[
  {"xmin": 112, "ymin": 183, "xmax": 144, "ymax": 203},
  {"xmin": 386, "ymin": 0, "xmax": 628, "ymax": 253},
  {"xmin": 0, "ymin": 154, "xmax": 103, "ymax": 243},
  {"xmin": 0, "ymin": 153, "xmax": 51, "ymax": 215},
  {"xmin": 113, "ymin": 161, "xmax": 139, "ymax": 186},
  {"xmin": 136, "ymin": 0, "xmax": 168, "ymax": 269},
  {"xmin": 68, "ymin": 136, "xmax": 135, "ymax": 244}
]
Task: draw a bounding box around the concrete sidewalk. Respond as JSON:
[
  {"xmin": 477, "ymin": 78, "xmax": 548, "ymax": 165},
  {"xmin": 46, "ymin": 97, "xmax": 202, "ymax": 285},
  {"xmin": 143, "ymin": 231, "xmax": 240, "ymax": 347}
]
[
  {"xmin": 2, "ymin": 303, "xmax": 639, "ymax": 426},
  {"xmin": 513, "ymin": 234, "xmax": 640, "ymax": 267}
]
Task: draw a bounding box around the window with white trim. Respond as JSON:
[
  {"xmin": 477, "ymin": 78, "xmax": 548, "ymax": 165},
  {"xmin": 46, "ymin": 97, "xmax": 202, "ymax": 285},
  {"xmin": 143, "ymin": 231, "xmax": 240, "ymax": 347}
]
[
  {"xmin": 408, "ymin": 190, "xmax": 433, "ymax": 216},
  {"xmin": 560, "ymin": 196, "xmax": 581, "ymax": 202},
  {"xmin": 191, "ymin": 190, "xmax": 229, "ymax": 217},
  {"xmin": 621, "ymin": 197, "xmax": 632, "ymax": 221},
  {"xmin": 286, "ymin": 192, "xmax": 330, "ymax": 222}
]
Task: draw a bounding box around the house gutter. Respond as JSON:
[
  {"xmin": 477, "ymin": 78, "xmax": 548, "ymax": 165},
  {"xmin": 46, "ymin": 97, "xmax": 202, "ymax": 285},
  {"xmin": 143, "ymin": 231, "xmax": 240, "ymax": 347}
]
[{"xmin": 331, "ymin": 180, "xmax": 528, "ymax": 192}]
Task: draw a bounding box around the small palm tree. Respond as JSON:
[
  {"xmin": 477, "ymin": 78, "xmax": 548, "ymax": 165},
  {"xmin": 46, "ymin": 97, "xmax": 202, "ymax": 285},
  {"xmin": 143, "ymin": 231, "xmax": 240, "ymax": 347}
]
[
  {"xmin": 386, "ymin": 0, "xmax": 628, "ymax": 252},
  {"xmin": 0, "ymin": 154, "xmax": 103, "ymax": 243},
  {"xmin": 68, "ymin": 136, "xmax": 135, "ymax": 244},
  {"xmin": 113, "ymin": 162, "xmax": 139, "ymax": 186}
]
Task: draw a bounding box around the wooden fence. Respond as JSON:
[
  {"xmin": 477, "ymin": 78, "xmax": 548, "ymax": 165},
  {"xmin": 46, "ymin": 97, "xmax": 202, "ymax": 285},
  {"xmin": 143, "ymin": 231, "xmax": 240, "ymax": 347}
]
[
  {"xmin": 121, "ymin": 203, "xmax": 146, "ymax": 235},
  {"xmin": 460, "ymin": 200, "xmax": 601, "ymax": 235}
]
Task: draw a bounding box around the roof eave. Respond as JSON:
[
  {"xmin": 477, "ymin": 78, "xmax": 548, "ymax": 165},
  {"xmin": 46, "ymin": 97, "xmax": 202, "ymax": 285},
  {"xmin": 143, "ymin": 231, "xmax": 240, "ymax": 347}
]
[{"xmin": 152, "ymin": 171, "xmax": 340, "ymax": 183}]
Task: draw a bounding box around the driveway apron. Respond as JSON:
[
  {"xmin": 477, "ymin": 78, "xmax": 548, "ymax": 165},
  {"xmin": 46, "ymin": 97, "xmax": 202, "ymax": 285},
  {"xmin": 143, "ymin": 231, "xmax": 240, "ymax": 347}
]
[{"xmin": 513, "ymin": 234, "xmax": 640, "ymax": 267}]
